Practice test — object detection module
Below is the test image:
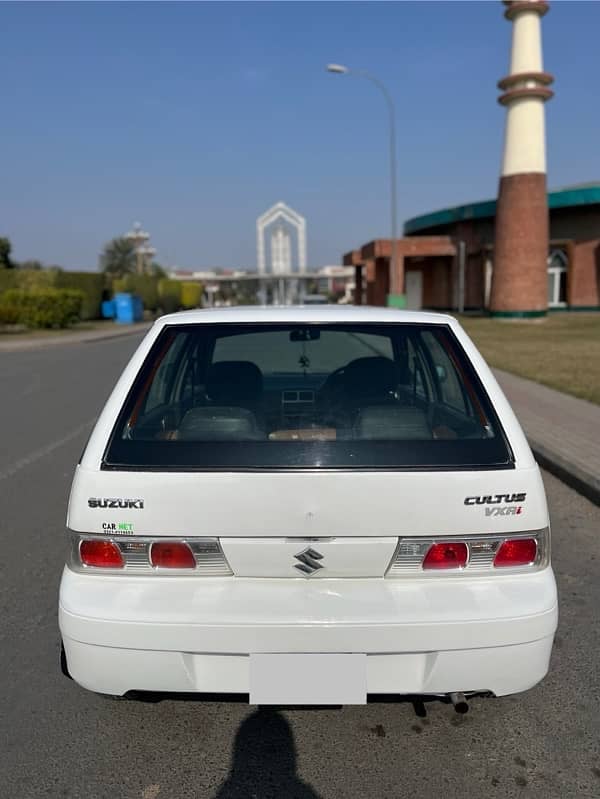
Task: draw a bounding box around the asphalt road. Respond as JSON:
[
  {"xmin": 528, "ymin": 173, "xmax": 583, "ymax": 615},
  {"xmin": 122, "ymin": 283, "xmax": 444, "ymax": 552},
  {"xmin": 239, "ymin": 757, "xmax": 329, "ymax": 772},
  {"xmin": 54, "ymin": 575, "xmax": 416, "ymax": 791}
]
[{"xmin": 1, "ymin": 334, "xmax": 599, "ymax": 799}]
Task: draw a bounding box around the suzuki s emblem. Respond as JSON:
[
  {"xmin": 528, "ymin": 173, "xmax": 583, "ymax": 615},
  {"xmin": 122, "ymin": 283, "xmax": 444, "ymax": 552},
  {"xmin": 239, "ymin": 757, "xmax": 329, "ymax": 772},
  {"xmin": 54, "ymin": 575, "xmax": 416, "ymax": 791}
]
[{"xmin": 294, "ymin": 547, "xmax": 324, "ymax": 576}]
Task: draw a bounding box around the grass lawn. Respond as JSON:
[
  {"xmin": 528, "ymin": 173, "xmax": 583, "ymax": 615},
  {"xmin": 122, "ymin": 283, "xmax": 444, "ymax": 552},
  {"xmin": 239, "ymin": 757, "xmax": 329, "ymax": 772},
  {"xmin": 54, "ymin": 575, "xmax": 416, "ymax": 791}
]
[{"xmin": 457, "ymin": 313, "xmax": 600, "ymax": 406}]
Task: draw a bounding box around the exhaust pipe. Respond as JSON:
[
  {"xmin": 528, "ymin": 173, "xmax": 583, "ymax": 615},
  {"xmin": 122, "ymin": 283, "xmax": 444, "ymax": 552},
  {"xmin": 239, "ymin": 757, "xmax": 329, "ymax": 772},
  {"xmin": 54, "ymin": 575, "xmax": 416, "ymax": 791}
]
[{"xmin": 449, "ymin": 692, "xmax": 469, "ymax": 714}]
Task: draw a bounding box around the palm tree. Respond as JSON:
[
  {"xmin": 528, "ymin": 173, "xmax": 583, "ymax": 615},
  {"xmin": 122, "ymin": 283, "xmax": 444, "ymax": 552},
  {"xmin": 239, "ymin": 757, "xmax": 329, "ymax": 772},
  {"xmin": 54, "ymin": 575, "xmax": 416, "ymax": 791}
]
[{"xmin": 99, "ymin": 237, "xmax": 136, "ymax": 277}]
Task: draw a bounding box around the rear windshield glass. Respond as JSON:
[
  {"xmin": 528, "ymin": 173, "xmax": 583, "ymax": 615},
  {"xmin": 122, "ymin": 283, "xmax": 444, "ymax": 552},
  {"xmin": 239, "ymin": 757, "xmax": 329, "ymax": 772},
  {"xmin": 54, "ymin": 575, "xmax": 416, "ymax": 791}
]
[{"xmin": 104, "ymin": 323, "xmax": 513, "ymax": 470}]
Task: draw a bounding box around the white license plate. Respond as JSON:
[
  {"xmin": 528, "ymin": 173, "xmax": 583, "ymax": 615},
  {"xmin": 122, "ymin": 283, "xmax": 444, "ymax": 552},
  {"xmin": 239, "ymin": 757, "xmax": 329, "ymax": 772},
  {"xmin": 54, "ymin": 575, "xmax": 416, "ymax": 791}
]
[{"xmin": 249, "ymin": 653, "xmax": 367, "ymax": 705}]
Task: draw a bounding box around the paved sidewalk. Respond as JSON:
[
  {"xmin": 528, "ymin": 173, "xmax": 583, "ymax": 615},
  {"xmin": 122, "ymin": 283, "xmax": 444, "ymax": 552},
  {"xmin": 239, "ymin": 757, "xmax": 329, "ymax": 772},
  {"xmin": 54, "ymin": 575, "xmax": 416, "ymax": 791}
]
[
  {"xmin": 0, "ymin": 321, "xmax": 151, "ymax": 352},
  {"xmin": 495, "ymin": 368, "xmax": 600, "ymax": 505}
]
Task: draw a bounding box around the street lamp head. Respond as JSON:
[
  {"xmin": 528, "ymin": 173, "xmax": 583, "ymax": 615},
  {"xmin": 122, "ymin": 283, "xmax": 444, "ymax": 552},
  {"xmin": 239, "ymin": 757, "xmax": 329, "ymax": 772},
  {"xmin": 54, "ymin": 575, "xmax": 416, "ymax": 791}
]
[{"xmin": 326, "ymin": 63, "xmax": 349, "ymax": 74}]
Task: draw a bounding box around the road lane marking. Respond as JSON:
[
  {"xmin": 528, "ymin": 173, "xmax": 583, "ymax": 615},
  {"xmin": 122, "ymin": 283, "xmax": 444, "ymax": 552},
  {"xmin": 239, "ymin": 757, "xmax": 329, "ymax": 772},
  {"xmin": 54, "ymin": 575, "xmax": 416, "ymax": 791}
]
[{"xmin": 0, "ymin": 419, "xmax": 95, "ymax": 482}]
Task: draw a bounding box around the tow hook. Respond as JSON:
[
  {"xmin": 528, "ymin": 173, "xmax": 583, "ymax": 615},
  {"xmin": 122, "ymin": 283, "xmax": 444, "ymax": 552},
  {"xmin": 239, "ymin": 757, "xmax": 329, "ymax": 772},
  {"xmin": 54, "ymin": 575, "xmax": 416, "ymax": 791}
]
[{"xmin": 449, "ymin": 692, "xmax": 469, "ymax": 714}]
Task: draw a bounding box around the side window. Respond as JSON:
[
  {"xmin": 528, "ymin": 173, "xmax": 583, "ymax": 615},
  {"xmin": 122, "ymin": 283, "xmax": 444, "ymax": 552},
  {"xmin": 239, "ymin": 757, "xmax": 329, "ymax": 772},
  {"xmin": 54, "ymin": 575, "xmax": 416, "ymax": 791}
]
[
  {"xmin": 143, "ymin": 333, "xmax": 189, "ymax": 413},
  {"xmin": 420, "ymin": 331, "xmax": 468, "ymax": 414}
]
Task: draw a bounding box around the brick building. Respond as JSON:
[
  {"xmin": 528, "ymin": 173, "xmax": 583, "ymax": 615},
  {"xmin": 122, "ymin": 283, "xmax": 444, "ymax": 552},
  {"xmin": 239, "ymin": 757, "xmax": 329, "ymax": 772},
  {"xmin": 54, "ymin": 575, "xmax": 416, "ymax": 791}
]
[{"xmin": 345, "ymin": 182, "xmax": 600, "ymax": 312}]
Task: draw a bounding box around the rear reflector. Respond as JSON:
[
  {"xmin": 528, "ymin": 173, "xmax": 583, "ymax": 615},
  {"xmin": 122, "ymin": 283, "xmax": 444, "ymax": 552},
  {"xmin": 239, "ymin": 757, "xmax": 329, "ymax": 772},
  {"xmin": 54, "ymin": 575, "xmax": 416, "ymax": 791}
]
[
  {"xmin": 80, "ymin": 539, "xmax": 124, "ymax": 568},
  {"xmin": 494, "ymin": 537, "xmax": 537, "ymax": 567},
  {"xmin": 150, "ymin": 541, "xmax": 196, "ymax": 569},
  {"xmin": 422, "ymin": 542, "xmax": 468, "ymax": 570}
]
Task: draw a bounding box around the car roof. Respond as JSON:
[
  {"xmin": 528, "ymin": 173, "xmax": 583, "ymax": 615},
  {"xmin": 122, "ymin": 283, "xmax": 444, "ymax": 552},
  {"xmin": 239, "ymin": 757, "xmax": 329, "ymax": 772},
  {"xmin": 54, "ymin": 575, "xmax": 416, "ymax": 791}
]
[{"xmin": 156, "ymin": 306, "xmax": 456, "ymax": 326}]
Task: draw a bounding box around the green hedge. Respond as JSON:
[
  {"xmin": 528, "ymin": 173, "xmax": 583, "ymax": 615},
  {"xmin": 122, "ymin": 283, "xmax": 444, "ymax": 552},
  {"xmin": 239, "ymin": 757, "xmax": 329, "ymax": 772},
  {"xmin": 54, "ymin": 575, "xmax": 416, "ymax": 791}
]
[
  {"xmin": 0, "ymin": 268, "xmax": 189, "ymax": 320},
  {"xmin": 132, "ymin": 275, "xmax": 159, "ymax": 311},
  {"xmin": 0, "ymin": 270, "xmax": 19, "ymax": 294},
  {"xmin": 13, "ymin": 269, "xmax": 56, "ymax": 290},
  {"xmin": 0, "ymin": 268, "xmax": 104, "ymax": 320},
  {"xmin": 180, "ymin": 282, "xmax": 203, "ymax": 310},
  {"xmin": 0, "ymin": 288, "xmax": 84, "ymax": 328},
  {"xmin": 0, "ymin": 298, "xmax": 20, "ymax": 324},
  {"xmin": 54, "ymin": 271, "xmax": 105, "ymax": 320},
  {"xmin": 112, "ymin": 274, "xmax": 159, "ymax": 312},
  {"xmin": 158, "ymin": 279, "xmax": 182, "ymax": 314}
]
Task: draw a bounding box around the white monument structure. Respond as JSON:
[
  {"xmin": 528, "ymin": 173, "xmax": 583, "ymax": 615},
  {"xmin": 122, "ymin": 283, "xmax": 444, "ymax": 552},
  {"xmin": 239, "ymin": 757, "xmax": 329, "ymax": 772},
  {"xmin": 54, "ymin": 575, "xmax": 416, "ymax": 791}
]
[
  {"xmin": 256, "ymin": 202, "xmax": 307, "ymax": 304},
  {"xmin": 124, "ymin": 222, "xmax": 156, "ymax": 275},
  {"xmin": 270, "ymin": 223, "xmax": 292, "ymax": 275}
]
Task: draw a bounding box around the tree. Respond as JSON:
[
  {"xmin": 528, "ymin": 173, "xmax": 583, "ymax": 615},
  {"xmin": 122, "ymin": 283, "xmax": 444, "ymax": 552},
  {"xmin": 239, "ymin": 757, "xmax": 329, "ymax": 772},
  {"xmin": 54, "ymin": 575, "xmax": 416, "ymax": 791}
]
[
  {"xmin": 0, "ymin": 237, "xmax": 15, "ymax": 269},
  {"xmin": 148, "ymin": 261, "xmax": 167, "ymax": 278},
  {"xmin": 99, "ymin": 237, "xmax": 136, "ymax": 277},
  {"xmin": 18, "ymin": 259, "xmax": 45, "ymax": 270}
]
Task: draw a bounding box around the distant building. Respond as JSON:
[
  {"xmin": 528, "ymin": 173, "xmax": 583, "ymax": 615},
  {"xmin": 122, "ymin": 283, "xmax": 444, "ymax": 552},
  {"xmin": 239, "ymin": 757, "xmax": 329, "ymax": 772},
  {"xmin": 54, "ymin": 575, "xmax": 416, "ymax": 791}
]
[
  {"xmin": 256, "ymin": 202, "xmax": 307, "ymax": 304},
  {"xmin": 316, "ymin": 265, "xmax": 355, "ymax": 295},
  {"xmin": 169, "ymin": 269, "xmax": 218, "ymax": 281},
  {"xmin": 345, "ymin": 184, "xmax": 600, "ymax": 312},
  {"xmin": 345, "ymin": 1, "xmax": 599, "ymax": 315}
]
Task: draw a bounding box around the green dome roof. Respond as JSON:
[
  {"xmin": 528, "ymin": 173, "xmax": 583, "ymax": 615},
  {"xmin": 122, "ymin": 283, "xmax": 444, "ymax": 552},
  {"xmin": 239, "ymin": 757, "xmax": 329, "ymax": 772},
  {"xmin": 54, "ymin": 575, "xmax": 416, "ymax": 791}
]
[{"xmin": 403, "ymin": 183, "xmax": 600, "ymax": 235}]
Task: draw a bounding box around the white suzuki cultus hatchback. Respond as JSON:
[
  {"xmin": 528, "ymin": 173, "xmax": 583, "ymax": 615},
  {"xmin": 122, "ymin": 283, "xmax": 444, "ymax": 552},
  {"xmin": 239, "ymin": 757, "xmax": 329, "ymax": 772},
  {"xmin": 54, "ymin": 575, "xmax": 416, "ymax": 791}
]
[{"xmin": 59, "ymin": 307, "xmax": 557, "ymax": 707}]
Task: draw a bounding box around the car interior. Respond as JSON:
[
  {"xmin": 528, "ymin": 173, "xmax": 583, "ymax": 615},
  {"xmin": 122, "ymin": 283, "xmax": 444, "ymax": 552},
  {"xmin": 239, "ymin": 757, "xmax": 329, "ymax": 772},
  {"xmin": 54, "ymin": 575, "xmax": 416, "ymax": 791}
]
[{"xmin": 126, "ymin": 326, "xmax": 494, "ymax": 444}]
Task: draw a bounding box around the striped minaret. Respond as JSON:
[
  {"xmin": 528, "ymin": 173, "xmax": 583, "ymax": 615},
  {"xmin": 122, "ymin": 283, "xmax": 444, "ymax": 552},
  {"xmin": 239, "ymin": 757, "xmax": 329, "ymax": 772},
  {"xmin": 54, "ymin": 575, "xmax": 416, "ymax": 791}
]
[{"xmin": 490, "ymin": 0, "xmax": 554, "ymax": 318}]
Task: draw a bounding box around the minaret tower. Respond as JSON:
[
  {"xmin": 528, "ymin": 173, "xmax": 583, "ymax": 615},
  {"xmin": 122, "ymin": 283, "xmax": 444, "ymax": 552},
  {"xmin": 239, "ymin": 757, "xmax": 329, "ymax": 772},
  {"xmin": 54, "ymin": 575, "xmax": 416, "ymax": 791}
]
[{"xmin": 490, "ymin": 0, "xmax": 554, "ymax": 317}]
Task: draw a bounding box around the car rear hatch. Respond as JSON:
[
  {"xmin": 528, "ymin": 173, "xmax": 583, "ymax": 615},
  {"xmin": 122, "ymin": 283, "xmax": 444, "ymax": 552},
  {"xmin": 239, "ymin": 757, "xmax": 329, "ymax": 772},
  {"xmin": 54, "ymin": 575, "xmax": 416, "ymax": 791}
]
[
  {"xmin": 68, "ymin": 317, "xmax": 548, "ymax": 579},
  {"xmin": 68, "ymin": 463, "xmax": 548, "ymax": 578}
]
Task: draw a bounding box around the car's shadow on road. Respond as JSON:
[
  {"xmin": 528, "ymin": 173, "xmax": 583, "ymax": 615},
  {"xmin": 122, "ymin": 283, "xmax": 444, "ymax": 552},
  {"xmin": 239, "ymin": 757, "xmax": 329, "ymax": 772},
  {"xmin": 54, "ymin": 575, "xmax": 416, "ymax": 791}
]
[
  {"xmin": 212, "ymin": 707, "xmax": 320, "ymax": 799},
  {"xmin": 208, "ymin": 698, "xmax": 456, "ymax": 797},
  {"xmin": 124, "ymin": 692, "xmax": 466, "ymax": 798}
]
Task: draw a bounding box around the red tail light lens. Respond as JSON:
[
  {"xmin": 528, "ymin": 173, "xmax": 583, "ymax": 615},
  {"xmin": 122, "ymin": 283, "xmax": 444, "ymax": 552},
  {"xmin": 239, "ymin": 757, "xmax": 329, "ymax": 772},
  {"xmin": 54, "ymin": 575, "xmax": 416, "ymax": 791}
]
[
  {"xmin": 150, "ymin": 541, "xmax": 196, "ymax": 569},
  {"xmin": 80, "ymin": 539, "xmax": 124, "ymax": 568},
  {"xmin": 494, "ymin": 538, "xmax": 537, "ymax": 567},
  {"xmin": 422, "ymin": 542, "xmax": 468, "ymax": 570}
]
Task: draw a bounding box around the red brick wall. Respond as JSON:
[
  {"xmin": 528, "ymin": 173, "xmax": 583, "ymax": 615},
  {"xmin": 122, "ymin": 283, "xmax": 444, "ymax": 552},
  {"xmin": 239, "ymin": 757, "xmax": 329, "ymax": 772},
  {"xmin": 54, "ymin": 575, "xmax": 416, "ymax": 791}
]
[
  {"xmin": 343, "ymin": 250, "xmax": 362, "ymax": 267},
  {"xmin": 373, "ymin": 258, "xmax": 390, "ymax": 306},
  {"xmin": 404, "ymin": 255, "xmax": 482, "ymax": 310},
  {"xmin": 424, "ymin": 259, "xmax": 453, "ymax": 308},
  {"xmin": 491, "ymin": 173, "xmax": 549, "ymax": 313},
  {"xmin": 362, "ymin": 238, "xmax": 455, "ymax": 260},
  {"xmin": 570, "ymin": 239, "xmax": 600, "ymax": 307},
  {"xmin": 354, "ymin": 265, "xmax": 363, "ymax": 305},
  {"xmin": 466, "ymin": 254, "xmax": 486, "ymax": 308},
  {"xmin": 550, "ymin": 206, "xmax": 600, "ymax": 242},
  {"xmin": 357, "ymin": 238, "xmax": 456, "ymax": 306}
]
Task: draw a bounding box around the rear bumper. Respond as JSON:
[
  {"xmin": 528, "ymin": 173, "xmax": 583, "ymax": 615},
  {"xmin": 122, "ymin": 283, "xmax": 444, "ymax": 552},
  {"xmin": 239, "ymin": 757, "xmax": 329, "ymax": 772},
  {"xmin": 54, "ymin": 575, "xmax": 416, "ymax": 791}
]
[{"xmin": 59, "ymin": 566, "xmax": 558, "ymax": 698}]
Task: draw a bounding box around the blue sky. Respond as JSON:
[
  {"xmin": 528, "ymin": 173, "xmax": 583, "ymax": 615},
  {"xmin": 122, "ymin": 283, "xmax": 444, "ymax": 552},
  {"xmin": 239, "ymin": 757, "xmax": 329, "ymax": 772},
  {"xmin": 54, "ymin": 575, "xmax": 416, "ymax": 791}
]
[{"xmin": 1, "ymin": 1, "xmax": 598, "ymax": 270}]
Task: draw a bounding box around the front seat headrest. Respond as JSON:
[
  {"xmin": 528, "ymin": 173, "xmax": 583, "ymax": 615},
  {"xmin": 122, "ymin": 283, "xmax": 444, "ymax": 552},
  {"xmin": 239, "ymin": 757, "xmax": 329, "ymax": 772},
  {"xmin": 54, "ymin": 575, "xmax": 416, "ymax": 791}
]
[
  {"xmin": 206, "ymin": 360, "xmax": 263, "ymax": 404},
  {"xmin": 342, "ymin": 357, "xmax": 398, "ymax": 398}
]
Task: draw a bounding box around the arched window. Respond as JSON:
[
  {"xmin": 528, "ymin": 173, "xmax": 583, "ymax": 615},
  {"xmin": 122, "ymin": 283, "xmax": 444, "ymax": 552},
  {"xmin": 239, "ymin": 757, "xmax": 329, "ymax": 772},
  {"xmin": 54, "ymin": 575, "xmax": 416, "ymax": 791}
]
[{"xmin": 547, "ymin": 249, "xmax": 568, "ymax": 307}]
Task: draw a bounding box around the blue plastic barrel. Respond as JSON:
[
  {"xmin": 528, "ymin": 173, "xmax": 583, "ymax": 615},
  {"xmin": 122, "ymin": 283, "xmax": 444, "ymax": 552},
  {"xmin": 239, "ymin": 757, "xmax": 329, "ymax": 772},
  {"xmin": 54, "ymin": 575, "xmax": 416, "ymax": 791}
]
[
  {"xmin": 101, "ymin": 299, "xmax": 115, "ymax": 319},
  {"xmin": 114, "ymin": 293, "xmax": 143, "ymax": 324}
]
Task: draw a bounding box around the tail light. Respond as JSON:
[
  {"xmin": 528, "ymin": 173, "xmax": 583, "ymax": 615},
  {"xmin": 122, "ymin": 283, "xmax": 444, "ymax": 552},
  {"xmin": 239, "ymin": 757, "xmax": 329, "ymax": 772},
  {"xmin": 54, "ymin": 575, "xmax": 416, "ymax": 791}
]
[
  {"xmin": 387, "ymin": 529, "xmax": 548, "ymax": 577},
  {"xmin": 80, "ymin": 539, "xmax": 124, "ymax": 568},
  {"xmin": 422, "ymin": 542, "xmax": 468, "ymax": 570},
  {"xmin": 494, "ymin": 537, "xmax": 537, "ymax": 567},
  {"xmin": 70, "ymin": 535, "xmax": 232, "ymax": 575},
  {"xmin": 150, "ymin": 541, "xmax": 196, "ymax": 569}
]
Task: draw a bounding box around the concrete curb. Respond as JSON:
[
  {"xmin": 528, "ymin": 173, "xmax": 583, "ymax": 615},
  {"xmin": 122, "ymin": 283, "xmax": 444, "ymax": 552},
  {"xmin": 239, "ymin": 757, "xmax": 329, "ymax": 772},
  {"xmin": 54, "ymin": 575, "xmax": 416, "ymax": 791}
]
[
  {"xmin": 493, "ymin": 368, "xmax": 600, "ymax": 508},
  {"xmin": 529, "ymin": 439, "xmax": 600, "ymax": 507},
  {"xmin": 0, "ymin": 323, "xmax": 152, "ymax": 352}
]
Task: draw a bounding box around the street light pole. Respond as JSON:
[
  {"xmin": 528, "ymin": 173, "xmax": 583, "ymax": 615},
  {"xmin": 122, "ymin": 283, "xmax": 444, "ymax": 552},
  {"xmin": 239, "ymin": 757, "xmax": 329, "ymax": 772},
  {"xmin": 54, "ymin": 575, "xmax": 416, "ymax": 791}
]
[{"xmin": 326, "ymin": 64, "xmax": 401, "ymax": 303}]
